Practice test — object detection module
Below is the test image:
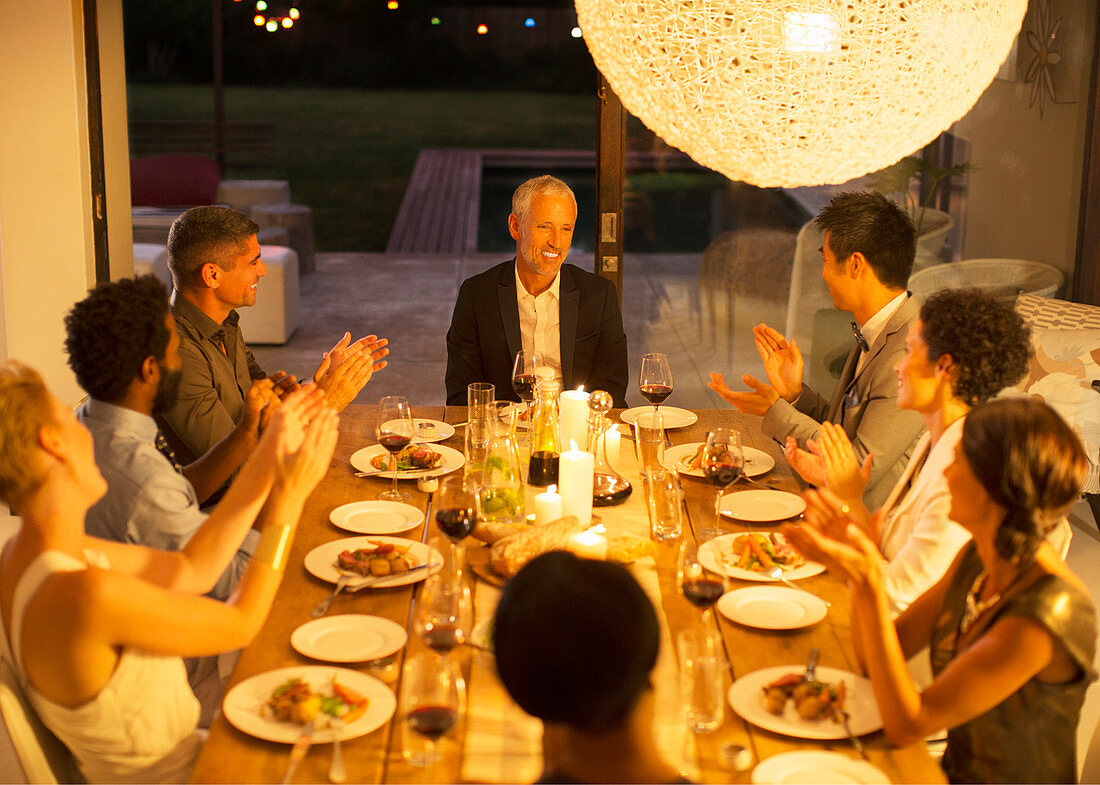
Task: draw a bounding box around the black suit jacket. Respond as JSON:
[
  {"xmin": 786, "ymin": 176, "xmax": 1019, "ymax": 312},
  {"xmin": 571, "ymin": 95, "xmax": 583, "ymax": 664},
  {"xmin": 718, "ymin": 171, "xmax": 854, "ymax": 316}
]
[{"xmin": 445, "ymin": 260, "xmax": 628, "ymax": 406}]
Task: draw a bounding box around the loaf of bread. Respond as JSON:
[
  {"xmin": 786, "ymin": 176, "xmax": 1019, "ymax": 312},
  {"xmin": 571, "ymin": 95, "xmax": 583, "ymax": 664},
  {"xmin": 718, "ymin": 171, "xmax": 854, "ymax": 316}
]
[
  {"xmin": 489, "ymin": 517, "xmax": 586, "ymax": 578},
  {"xmin": 471, "ymin": 520, "xmax": 529, "ymax": 545},
  {"xmin": 607, "ymin": 534, "xmax": 655, "ymax": 564}
]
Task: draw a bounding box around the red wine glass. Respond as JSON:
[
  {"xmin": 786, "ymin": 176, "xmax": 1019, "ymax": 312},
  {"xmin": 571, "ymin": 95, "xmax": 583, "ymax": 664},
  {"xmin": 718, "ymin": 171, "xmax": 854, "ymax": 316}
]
[
  {"xmin": 677, "ymin": 539, "xmax": 727, "ymax": 630},
  {"xmin": 702, "ymin": 428, "xmax": 743, "ymax": 534},
  {"xmin": 401, "ymin": 652, "xmax": 462, "ymax": 767},
  {"xmin": 511, "ymin": 350, "xmax": 543, "ymax": 446},
  {"xmin": 415, "ymin": 570, "xmax": 472, "ymax": 657},
  {"xmin": 434, "ymin": 474, "xmax": 480, "ymax": 573},
  {"xmin": 377, "ymin": 396, "xmax": 414, "ymax": 501},
  {"xmin": 639, "ymin": 352, "xmax": 673, "ymax": 415}
]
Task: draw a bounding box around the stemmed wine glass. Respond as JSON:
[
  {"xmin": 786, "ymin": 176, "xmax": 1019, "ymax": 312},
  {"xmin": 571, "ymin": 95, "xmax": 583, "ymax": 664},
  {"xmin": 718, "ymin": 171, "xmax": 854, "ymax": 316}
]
[
  {"xmin": 511, "ymin": 350, "xmax": 544, "ymax": 444},
  {"xmin": 401, "ymin": 652, "xmax": 462, "ymax": 767},
  {"xmin": 639, "ymin": 352, "xmax": 674, "ymax": 415},
  {"xmin": 677, "ymin": 539, "xmax": 728, "ymax": 630},
  {"xmin": 702, "ymin": 428, "xmax": 744, "ymax": 534},
  {"xmin": 434, "ymin": 474, "xmax": 480, "ymax": 574},
  {"xmin": 377, "ymin": 395, "xmax": 414, "ymax": 502},
  {"xmin": 415, "ymin": 570, "xmax": 473, "ymax": 657}
]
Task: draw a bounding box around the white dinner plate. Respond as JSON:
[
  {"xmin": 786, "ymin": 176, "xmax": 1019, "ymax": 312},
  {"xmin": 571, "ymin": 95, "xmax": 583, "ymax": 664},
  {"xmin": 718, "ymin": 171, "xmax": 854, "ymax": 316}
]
[
  {"xmin": 699, "ymin": 533, "xmax": 825, "ymax": 582},
  {"xmin": 717, "ymin": 586, "xmax": 828, "ymax": 630},
  {"xmin": 620, "ymin": 406, "xmax": 698, "ymax": 429},
  {"xmin": 412, "ymin": 418, "xmax": 455, "ymax": 443},
  {"xmin": 329, "ymin": 500, "xmax": 422, "ymax": 535},
  {"xmin": 349, "ymin": 443, "xmax": 465, "ymax": 479},
  {"xmin": 728, "ymin": 665, "xmax": 882, "ymax": 740},
  {"xmin": 304, "ymin": 536, "xmax": 443, "ymax": 589},
  {"xmin": 752, "ymin": 751, "xmax": 890, "ymax": 784},
  {"xmin": 720, "ymin": 490, "xmax": 806, "ymax": 522},
  {"xmin": 222, "ymin": 665, "xmax": 396, "ymax": 744},
  {"xmin": 291, "ymin": 615, "xmax": 407, "ymax": 663},
  {"xmin": 663, "ymin": 442, "xmax": 775, "ymax": 479}
]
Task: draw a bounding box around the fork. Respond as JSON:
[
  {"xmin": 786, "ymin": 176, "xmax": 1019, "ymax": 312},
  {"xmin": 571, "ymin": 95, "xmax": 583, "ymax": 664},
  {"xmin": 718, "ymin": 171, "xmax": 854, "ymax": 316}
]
[
  {"xmin": 328, "ymin": 717, "xmax": 347, "ymax": 783},
  {"xmin": 311, "ymin": 574, "xmax": 352, "ymax": 618}
]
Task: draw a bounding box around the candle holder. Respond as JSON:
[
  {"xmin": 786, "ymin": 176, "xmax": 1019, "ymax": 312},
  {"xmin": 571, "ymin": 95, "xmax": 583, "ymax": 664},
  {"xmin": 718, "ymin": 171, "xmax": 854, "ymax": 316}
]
[{"xmin": 587, "ymin": 391, "xmax": 632, "ymax": 506}]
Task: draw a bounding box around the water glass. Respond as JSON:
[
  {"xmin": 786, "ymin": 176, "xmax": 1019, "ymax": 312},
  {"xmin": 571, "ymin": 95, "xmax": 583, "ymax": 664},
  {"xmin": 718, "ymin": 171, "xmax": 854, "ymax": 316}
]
[
  {"xmin": 466, "ymin": 382, "xmax": 495, "ymax": 422},
  {"xmin": 632, "ymin": 410, "xmax": 666, "ymax": 475},
  {"xmin": 645, "ymin": 469, "xmax": 683, "ymax": 542},
  {"xmin": 678, "ymin": 628, "xmax": 726, "ymax": 734}
]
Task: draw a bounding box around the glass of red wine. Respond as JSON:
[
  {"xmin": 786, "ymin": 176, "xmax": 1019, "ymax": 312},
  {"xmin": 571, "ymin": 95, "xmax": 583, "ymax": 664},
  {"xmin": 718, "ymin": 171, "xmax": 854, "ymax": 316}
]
[
  {"xmin": 434, "ymin": 474, "xmax": 480, "ymax": 574},
  {"xmin": 639, "ymin": 352, "xmax": 674, "ymax": 415},
  {"xmin": 511, "ymin": 350, "xmax": 544, "ymax": 445},
  {"xmin": 415, "ymin": 570, "xmax": 472, "ymax": 657},
  {"xmin": 702, "ymin": 428, "xmax": 744, "ymax": 535},
  {"xmin": 377, "ymin": 395, "xmax": 414, "ymax": 501},
  {"xmin": 401, "ymin": 652, "xmax": 462, "ymax": 767},
  {"xmin": 677, "ymin": 539, "xmax": 727, "ymax": 629}
]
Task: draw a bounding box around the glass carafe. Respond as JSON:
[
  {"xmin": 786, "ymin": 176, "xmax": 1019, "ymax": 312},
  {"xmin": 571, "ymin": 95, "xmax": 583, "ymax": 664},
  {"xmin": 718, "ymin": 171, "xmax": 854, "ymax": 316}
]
[
  {"xmin": 586, "ymin": 391, "xmax": 632, "ymax": 506},
  {"xmin": 527, "ymin": 368, "xmax": 561, "ymax": 487},
  {"xmin": 478, "ymin": 402, "xmax": 525, "ymax": 525}
]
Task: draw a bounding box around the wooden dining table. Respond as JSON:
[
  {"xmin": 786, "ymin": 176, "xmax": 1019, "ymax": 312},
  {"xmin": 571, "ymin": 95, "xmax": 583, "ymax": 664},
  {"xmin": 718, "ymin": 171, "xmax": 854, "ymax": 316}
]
[{"xmin": 189, "ymin": 404, "xmax": 946, "ymax": 784}]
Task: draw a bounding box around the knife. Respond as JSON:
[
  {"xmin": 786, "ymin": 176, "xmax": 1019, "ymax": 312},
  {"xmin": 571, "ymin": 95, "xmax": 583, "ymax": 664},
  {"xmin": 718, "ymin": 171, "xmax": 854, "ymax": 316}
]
[
  {"xmin": 345, "ymin": 561, "xmax": 434, "ymax": 593},
  {"xmin": 840, "ymin": 709, "xmax": 870, "ymax": 761},
  {"xmin": 280, "ymin": 716, "xmax": 320, "ymax": 784}
]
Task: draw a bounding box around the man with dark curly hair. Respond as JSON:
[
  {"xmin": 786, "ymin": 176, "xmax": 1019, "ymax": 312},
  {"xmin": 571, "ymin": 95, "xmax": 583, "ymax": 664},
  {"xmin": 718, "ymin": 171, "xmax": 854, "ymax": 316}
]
[
  {"xmin": 709, "ymin": 191, "xmax": 925, "ymax": 509},
  {"xmin": 65, "ymin": 276, "xmax": 311, "ymax": 723},
  {"xmin": 161, "ymin": 205, "xmax": 389, "ymax": 463},
  {"xmin": 808, "ymin": 287, "xmax": 1039, "ymax": 617}
]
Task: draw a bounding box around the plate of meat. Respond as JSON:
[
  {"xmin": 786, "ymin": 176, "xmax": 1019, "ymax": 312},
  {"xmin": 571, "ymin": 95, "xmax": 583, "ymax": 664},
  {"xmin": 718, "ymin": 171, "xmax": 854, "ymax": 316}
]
[{"xmin": 304, "ymin": 536, "xmax": 443, "ymax": 589}]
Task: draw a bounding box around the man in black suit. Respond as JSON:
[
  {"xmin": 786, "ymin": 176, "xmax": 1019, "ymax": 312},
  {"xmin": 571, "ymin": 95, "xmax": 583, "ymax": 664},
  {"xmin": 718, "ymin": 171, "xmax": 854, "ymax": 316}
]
[{"xmin": 445, "ymin": 176, "xmax": 628, "ymax": 406}]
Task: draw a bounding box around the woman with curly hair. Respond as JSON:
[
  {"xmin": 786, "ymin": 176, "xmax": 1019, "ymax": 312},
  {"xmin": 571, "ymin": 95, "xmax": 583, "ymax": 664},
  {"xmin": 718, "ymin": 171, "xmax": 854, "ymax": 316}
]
[
  {"xmin": 786, "ymin": 398, "xmax": 1095, "ymax": 783},
  {"xmin": 807, "ymin": 288, "xmax": 1032, "ymax": 614}
]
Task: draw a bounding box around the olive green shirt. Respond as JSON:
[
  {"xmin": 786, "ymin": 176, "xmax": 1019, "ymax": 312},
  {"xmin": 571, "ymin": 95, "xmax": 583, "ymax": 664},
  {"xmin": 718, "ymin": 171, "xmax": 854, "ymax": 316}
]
[{"xmin": 158, "ymin": 290, "xmax": 265, "ymax": 464}]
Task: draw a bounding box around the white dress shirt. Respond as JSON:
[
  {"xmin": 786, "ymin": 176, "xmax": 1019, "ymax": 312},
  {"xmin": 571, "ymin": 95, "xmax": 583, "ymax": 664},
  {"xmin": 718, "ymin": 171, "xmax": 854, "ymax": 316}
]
[
  {"xmin": 856, "ymin": 290, "xmax": 908, "ymax": 376},
  {"xmin": 516, "ymin": 266, "xmax": 562, "ymax": 377}
]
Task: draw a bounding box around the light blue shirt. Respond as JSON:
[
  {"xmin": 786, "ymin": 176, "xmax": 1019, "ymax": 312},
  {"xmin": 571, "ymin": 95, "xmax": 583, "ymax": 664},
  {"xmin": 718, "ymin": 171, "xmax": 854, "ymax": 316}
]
[{"xmin": 79, "ymin": 398, "xmax": 258, "ymax": 601}]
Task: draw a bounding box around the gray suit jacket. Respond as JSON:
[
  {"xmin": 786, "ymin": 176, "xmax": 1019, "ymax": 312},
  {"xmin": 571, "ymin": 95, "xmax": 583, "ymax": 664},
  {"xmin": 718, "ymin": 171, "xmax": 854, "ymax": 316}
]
[{"xmin": 762, "ymin": 295, "xmax": 926, "ymax": 509}]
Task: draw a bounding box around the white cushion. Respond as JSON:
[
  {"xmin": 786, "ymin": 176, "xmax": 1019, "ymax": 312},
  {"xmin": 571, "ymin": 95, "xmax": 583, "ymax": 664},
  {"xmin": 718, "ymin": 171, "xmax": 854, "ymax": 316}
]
[{"xmin": 234, "ymin": 245, "xmax": 299, "ymax": 345}]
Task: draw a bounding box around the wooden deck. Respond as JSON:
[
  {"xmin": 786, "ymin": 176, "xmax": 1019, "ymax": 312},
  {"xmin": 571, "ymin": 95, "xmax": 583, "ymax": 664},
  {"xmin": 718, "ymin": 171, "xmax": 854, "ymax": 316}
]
[{"xmin": 385, "ymin": 149, "xmax": 482, "ymax": 254}]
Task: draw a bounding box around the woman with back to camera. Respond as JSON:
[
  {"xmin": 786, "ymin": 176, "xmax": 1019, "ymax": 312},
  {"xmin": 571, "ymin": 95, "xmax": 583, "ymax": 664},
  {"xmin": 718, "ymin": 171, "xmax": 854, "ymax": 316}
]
[
  {"xmin": 798, "ymin": 288, "xmax": 1032, "ymax": 615},
  {"xmin": 0, "ymin": 361, "xmax": 337, "ymax": 783},
  {"xmin": 786, "ymin": 397, "xmax": 1096, "ymax": 783}
]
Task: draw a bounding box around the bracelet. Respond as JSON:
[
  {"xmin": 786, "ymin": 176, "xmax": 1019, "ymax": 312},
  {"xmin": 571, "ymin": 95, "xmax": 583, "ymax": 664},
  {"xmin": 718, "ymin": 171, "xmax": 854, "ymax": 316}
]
[{"xmin": 255, "ymin": 523, "xmax": 295, "ymax": 572}]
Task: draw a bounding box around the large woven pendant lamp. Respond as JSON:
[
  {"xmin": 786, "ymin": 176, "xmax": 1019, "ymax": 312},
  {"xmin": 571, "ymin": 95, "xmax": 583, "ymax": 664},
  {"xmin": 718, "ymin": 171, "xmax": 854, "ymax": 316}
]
[{"xmin": 575, "ymin": 1, "xmax": 1027, "ymax": 186}]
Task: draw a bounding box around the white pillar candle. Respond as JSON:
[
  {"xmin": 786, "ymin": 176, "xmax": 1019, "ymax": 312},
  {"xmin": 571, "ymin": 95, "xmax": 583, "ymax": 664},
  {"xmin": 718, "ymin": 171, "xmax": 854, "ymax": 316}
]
[
  {"xmin": 534, "ymin": 484, "xmax": 563, "ymax": 526},
  {"xmin": 559, "ymin": 445, "xmax": 594, "ymax": 527},
  {"xmin": 570, "ymin": 527, "xmax": 608, "ymax": 560},
  {"xmin": 601, "ymin": 427, "xmax": 621, "ymax": 471},
  {"xmin": 558, "ymin": 388, "xmax": 590, "ymax": 450}
]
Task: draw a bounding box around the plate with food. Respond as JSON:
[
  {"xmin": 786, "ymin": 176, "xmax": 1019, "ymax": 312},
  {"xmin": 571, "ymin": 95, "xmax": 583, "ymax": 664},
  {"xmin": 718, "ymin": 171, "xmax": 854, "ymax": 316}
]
[
  {"xmin": 620, "ymin": 406, "xmax": 698, "ymax": 429},
  {"xmin": 751, "ymin": 751, "xmax": 890, "ymax": 784},
  {"xmin": 664, "ymin": 442, "xmax": 775, "ymax": 479},
  {"xmin": 719, "ymin": 490, "xmax": 806, "ymax": 522},
  {"xmin": 349, "ymin": 443, "xmax": 464, "ymax": 479},
  {"xmin": 222, "ymin": 665, "xmax": 396, "ymax": 744},
  {"xmin": 304, "ymin": 536, "xmax": 443, "ymax": 589},
  {"xmin": 412, "ymin": 418, "xmax": 456, "ymax": 443},
  {"xmin": 329, "ymin": 500, "xmax": 422, "ymax": 535},
  {"xmin": 699, "ymin": 532, "xmax": 824, "ymax": 582},
  {"xmin": 728, "ymin": 665, "xmax": 882, "ymax": 740},
  {"xmin": 291, "ymin": 615, "xmax": 408, "ymax": 663},
  {"xmin": 717, "ymin": 586, "xmax": 828, "ymax": 630}
]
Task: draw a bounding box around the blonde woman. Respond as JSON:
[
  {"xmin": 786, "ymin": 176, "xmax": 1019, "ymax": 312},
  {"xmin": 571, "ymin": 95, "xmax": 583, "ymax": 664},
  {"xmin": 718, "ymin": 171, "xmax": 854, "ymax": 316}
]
[{"xmin": 0, "ymin": 362, "xmax": 336, "ymax": 783}]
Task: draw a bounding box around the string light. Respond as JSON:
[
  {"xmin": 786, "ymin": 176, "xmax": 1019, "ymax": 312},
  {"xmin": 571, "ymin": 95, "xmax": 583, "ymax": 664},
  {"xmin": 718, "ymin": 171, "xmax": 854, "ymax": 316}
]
[
  {"xmin": 476, "ymin": 23, "xmax": 488, "ymax": 35},
  {"xmin": 387, "ymin": 1, "xmax": 399, "ymax": 9},
  {"xmin": 252, "ymin": 0, "xmax": 299, "ymax": 33},
  {"xmin": 524, "ymin": 17, "xmax": 535, "ymax": 28},
  {"xmin": 430, "ymin": 16, "xmax": 441, "ymax": 25}
]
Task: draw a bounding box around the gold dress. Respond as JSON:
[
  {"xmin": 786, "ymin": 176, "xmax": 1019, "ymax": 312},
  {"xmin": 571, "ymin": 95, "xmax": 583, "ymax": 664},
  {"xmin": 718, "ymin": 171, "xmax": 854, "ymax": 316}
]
[{"xmin": 930, "ymin": 544, "xmax": 1097, "ymax": 783}]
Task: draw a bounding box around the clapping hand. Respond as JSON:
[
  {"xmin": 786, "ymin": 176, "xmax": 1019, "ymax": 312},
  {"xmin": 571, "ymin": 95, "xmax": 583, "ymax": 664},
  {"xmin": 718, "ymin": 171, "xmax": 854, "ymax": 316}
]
[
  {"xmin": 707, "ymin": 371, "xmax": 780, "ymax": 416},
  {"xmin": 784, "ymin": 436, "xmax": 826, "ymax": 487},
  {"xmin": 781, "ymin": 488, "xmax": 882, "ymax": 587},
  {"xmin": 242, "ymin": 372, "xmax": 300, "ymax": 436},
  {"xmin": 813, "ymin": 423, "xmax": 874, "ymax": 532},
  {"xmin": 752, "ymin": 324, "xmax": 804, "ymax": 403},
  {"xmin": 313, "ymin": 332, "xmax": 390, "ymax": 412},
  {"xmin": 268, "ymin": 387, "xmax": 339, "ymax": 495}
]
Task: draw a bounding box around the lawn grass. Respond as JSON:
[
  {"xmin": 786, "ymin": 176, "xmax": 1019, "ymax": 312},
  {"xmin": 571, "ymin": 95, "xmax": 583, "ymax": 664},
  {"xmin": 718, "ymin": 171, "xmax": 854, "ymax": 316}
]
[{"xmin": 127, "ymin": 84, "xmax": 596, "ymax": 251}]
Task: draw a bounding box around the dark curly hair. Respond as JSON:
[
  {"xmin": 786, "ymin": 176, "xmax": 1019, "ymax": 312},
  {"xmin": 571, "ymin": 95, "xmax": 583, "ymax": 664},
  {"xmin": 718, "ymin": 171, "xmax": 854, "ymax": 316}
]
[
  {"xmin": 962, "ymin": 398, "xmax": 1087, "ymax": 564},
  {"xmin": 814, "ymin": 191, "xmax": 915, "ymax": 289},
  {"xmin": 64, "ymin": 276, "xmax": 172, "ymax": 404},
  {"xmin": 167, "ymin": 205, "xmax": 259, "ymax": 291},
  {"xmin": 919, "ymin": 288, "xmax": 1031, "ymax": 407},
  {"xmin": 494, "ymin": 551, "xmax": 659, "ymax": 732}
]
